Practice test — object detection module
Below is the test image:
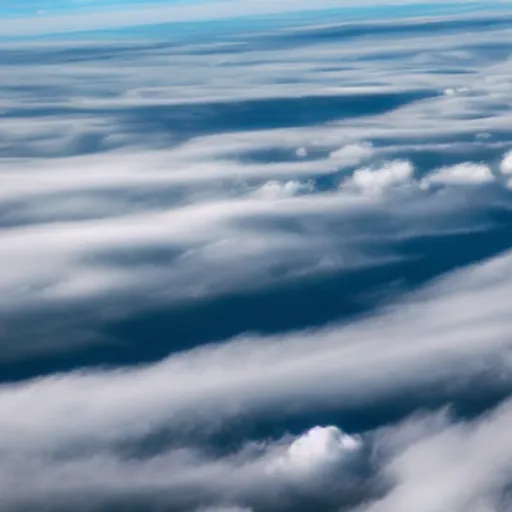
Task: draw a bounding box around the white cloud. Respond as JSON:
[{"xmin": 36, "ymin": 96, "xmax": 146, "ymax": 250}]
[
  {"xmin": 3, "ymin": 243, "xmax": 512, "ymax": 510},
  {"xmin": 329, "ymin": 143, "xmax": 374, "ymax": 169},
  {"xmin": 2, "ymin": 7, "xmax": 512, "ymax": 512},
  {"xmin": 0, "ymin": 146, "xmax": 504, "ymax": 360},
  {"xmin": 0, "ymin": 423, "xmax": 365, "ymax": 512},
  {"xmin": 251, "ymin": 180, "xmax": 314, "ymax": 199},
  {"xmin": 443, "ymin": 86, "xmax": 471, "ymax": 97},
  {"xmin": 1, "ymin": 248, "xmax": 512, "ymax": 453},
  {"xmin": 1, "ymin": 5, "xmax": 512, "ymax": 362},
  {"xmin": 270, "ymin": 426, "xmax": 362, "ymax": 476},
  {"xmin": 343, "ymin": 160, "xmax": 414, "ymax": 194},
  {"xmin": 296, "ymin": 146, "xmax": 308, "ymax": 158},
  {"xmin": 421, "ymin": 162, "xmax": 495, "ymax": 187},
  {"xmin": 500, "ymin": 150, "xmax": 512, "ymax": 175},
  {"xmin": 365, "ymin": 399, "xmax": 512, "ymax": 512}
]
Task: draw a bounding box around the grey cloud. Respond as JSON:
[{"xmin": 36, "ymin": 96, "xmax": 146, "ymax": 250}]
[
  {"xmin": 0, "ymin": 425, "xmax": 366, "ymax": 512},
  {"xmin": 365, "ymin": 399, "xmax": 512, "ymax": 512},
  {"xmin": 2, "ymin": 248, "xmax": 512, "ymax": 455},
  {"xmin": 2, "ymin": 10, "xmax": 512, "ymax": 511}
]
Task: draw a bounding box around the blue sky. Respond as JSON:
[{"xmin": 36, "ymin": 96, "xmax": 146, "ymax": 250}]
[
  {"xmin": 1, "ymin": 0, "xmax": 510, "ymax": 38},
  {"xmin": 1, "ymin": 0, "xmax": 193, "ymax": 17}
]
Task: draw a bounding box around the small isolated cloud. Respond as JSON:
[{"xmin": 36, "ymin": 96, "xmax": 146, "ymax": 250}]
[
  {"xmin": 343, "ymin": 160, "xmax": 414, "ymax": 194},
  {"xmin": 270, "ymin": 426, "xmax": 362, "ymax": 477},
  {"xmin": 329, "ymin": 143, "xmax": 374, "ymax": 169},
  {"xmin": 421, "ymin": 162, "xmax": 494, "ymax": 188},
  {"xmin": 443, "ymin": 86, "xmax": 470, "ymax": 96},
  {"xmin": 500, "ymin": 150, "xmax": 512, "ymax": 175},
  {"xmin": 296, "ymin": 146, "xmax": 308, "ymax": 158},
  {"xmin": 252, "ymin": 180, "xmax": 315, "ymax": 199}
]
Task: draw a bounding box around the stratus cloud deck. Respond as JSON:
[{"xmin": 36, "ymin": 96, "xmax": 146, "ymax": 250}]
[{"xmin": 1, "ymin": 2, "xmax": 512, "ymax": 511}]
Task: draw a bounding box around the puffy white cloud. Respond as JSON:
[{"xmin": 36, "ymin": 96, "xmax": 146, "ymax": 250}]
[
  {"xmin": 296, "ymin": 146, "xmax": 308, "ymax": 158},
  {"xmin": 270, "ymin": 426, "xmax": 362, "ymax": 476},
  {"xmin": 251, "ymin": 180, "xmax": 315, "ymax": 199},
  {"xmin": 443, "ymin": 87, "xmax": 470, "ymax": 97},
  {"xmin": 500, "ymin": 150, "xmax": 512, "ymax": 175},
  {"xmin": 329, "ymin": 143, "xmax": 374, "ymax": 169},
  {"xmin": 421, "ymin": 162, "xmax": 494, "ymax": 187},
  {"xmin": 343, "ymin": 160, "xmax": 414, "ymax": 194}
]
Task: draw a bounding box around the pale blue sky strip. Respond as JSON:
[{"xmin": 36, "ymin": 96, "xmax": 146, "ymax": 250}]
[{"xmin": 0, "ymin": 0, "xmax": 509, "ymax": 39}]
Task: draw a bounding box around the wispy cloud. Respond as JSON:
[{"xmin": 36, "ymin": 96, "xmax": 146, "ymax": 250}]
[
  {"xmin": 2, "ymin": 10, "xmax": 512, "ymax": 362},
  {"xmin": 2, "ymin": 8, "xmax": 512, "ymax": 511},
  {"xmin": 366, "ymin": 399, "xmax": 512, "ymax": 512},
  {"xmin": 2, "ymin": 246, "xmax": 512, "ymax": 509}
]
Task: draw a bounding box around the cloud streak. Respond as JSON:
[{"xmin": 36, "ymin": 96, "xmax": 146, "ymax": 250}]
[
  {"xmin": 2, "ymin": 7, "xmax": 512, "ymax": 512},
  {"xmin": 3, "ymin": 245, "xmax": 512, "ymax": 511}
]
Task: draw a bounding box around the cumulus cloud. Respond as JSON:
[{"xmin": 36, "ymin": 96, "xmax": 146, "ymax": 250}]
[
  {"xmin": 329, "ymin": 143, "xmax": 374, "ymax": 169},
  {"xmin": 443, "ymin": 86, "xmax": 471, "ymax": 97},
  {"xmin": 296, "ymin": 146, "xmax": 308, "ymax": 158},
  {"xmin": 251, "ymin": 180, "xmax": 315, "ymax": 199},
  {"xmin": 343, "ymin": 160, "xmax": 414, "ymax": 194},
  {"xmin": 270, "ymin": 426, "xmax": 362, "ymax": 476},
  {"xmin": 421, "ymin": 162, "xmax": 495, "ymax": 187},
  {"xmin": 500, "ymin": 150, "xmax": 512, "ymax": 175}
]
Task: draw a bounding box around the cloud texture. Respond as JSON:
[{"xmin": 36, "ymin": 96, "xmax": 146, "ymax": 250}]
[{"xmin": 2, "ymin": 3, "xmax": 512, "ymax": 512}]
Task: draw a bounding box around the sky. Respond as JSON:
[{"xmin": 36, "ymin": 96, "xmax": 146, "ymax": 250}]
[
  {"xmin": 1, "ymin": 0, "xmax": 510, "ymax": 37},
  {"xmin": 2, "ymin": 1, "xmax": 512, "ymax": 512}
]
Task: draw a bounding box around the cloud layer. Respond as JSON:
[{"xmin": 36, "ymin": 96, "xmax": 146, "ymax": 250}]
[{"xmin": 2, "ymin": 5, "xmax": 512, "ymax": 512}]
